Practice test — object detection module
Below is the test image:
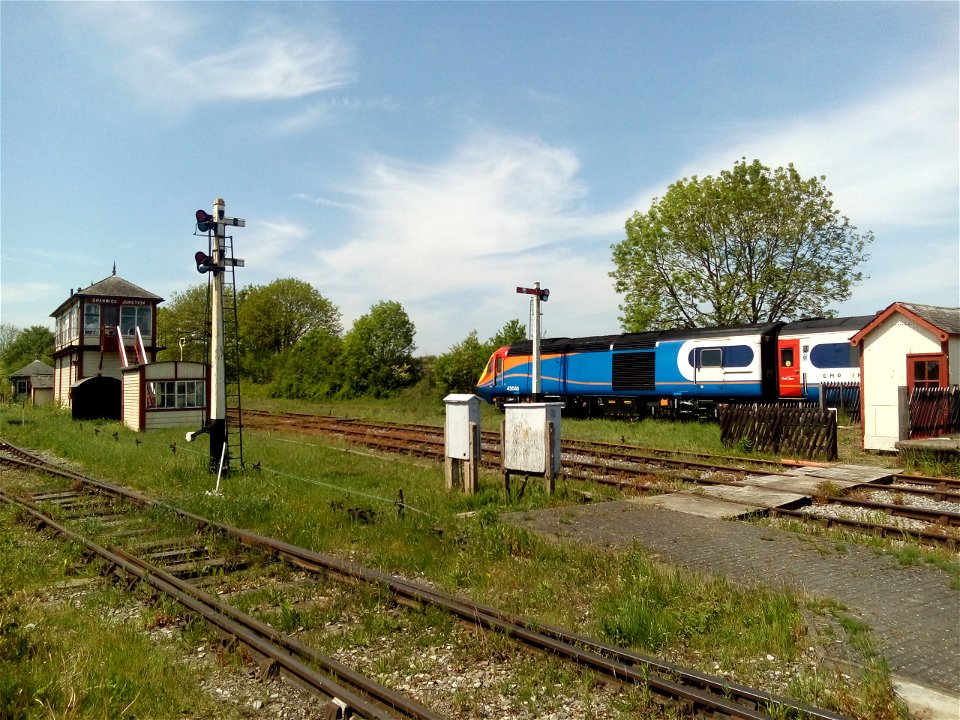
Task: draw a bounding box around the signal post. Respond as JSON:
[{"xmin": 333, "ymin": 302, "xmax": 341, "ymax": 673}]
[{"xmin": 188, "ymin": 199, "xmax": 245, "ymax": 474}]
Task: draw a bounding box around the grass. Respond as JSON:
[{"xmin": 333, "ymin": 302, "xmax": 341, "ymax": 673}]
[
  {"xmin": 0, "ymin": 401, "xmax": 938, "ymax": 719},
  {"xmin": 0, "ymin": 504, "xmax": 237, "ymax": 720}
]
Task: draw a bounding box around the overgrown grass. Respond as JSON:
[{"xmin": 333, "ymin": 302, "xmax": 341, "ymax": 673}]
[
  {"xmin": 0, "ymin": 504, "xmax": 234, "ymax": 720},
  {"xmin": 0, "ymin": 403, "xmax": 922, "ymax": 719}
]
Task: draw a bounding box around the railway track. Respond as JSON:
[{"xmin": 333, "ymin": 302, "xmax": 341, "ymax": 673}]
[
  {"xmin": 234, "ymin": 410, "xmax": 960, "ymax": 547},
  {"xmin": 0, "ymin": 438, "xmax": 849, "ymax": 720}
]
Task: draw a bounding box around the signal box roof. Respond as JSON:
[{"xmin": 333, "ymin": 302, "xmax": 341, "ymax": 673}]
[{"xmin": 50, "ymin": 272, "xmax": 163, "ymax": 318}]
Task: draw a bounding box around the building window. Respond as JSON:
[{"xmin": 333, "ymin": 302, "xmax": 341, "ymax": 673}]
[
  {"xmin": 155, "ymin": 380, "xmax": 205, "ymax": 409},
  {"xmin": 84, "ymin": 303, "xmax": 100, "ymax": 335},
  {"xmin": 120, "ymin": 306, "xmax": 152, "ymax": 337},
  {"xmin": 15, "ymin": 380, "xmax": 28, "ymax": 395},
  {"xmin": 908, "ymin": 355, "xmax": 944, "ymax": 390}
]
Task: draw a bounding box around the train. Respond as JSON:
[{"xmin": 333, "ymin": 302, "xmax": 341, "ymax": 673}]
[{"xmin": 474, "ymin": 315, "xmax": 872, "ymax": 419}]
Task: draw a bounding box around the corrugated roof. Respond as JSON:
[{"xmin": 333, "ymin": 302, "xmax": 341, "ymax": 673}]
[{"xmin": 899, "ymin": 303, "xmax": 960, "ymax": 335}]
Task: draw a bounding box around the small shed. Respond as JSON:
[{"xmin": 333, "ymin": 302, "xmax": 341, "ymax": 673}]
[
  {"xmin": 8, "ymin": 360, "xmax": 55, "ymax": 407},
  {"xmin": 850, "ymin": 302, "xmax": 960, "ymax": 451},
  {"xmin": 122, "ymin": 361, "xmax": 209, "ymax": 432}
]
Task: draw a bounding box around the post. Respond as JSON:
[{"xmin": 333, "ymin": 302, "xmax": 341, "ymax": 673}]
[
  {"xmin": 544, "ymin": 419, "xmax": 555, "ymax": 495},
  {"xmin": 501, "ymin": 417, "xmax": 510, "ymax": 495},
  {"xmin": 209, "ymin": 198, "xmax": 227, "ymax": 473},
  {"xmin": 532, "ymin": 282, "xmax": 542, "ymax": 400},
  {"xmin": 897, "ymin": 385, "xmax": 911, "ymax": 442}
]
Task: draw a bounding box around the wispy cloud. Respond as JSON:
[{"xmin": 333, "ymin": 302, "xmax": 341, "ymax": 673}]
[
  {"xmin": 289, "ymin": 131, "xmax": 629, "ymax": 348},
  {"xmin": 61, "ymin": 4, "xmax": 353, "ymax": 114},
  {"xmin": 689, "ymin": 70, "xmax": 959, "ymax": 229}
]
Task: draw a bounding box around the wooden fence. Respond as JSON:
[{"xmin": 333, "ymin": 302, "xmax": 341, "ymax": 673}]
[
  {"xmin": 819, "ymin": 382, "xmax": 861, "ymax": 424},
  {"xmin": 719, "ymin": 403, "xmax": 838, "ymax": 460},
  {"xmin": 909, "ymin": 385, "xmax": 960, "ymax": 439}
]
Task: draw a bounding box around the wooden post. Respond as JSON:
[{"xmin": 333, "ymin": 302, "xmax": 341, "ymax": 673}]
[
  {"xmin": 465, "ymin": 421, "xmax": 478, "ymax": 494},
  {"xmin": 544, "ymin": 420, "xmax": 555, "ymax": 495},
  {"xmin": 444, "ymin": 455, "xmax": 457, "ymax": 491},
  {"xmin": 500, "ymin": 417, "xmax": 510, "ymax": 496},
  {"xmin": 897, "ymin": 386, "xmax": 911, "ymax": 441}
]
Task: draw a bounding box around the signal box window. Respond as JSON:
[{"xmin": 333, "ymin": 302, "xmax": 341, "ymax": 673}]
[
  {"xmin": 120, "ymin": 306, "xmax": 152, "ymax": 337},
  {"xmin": 84, "ymin": 303, "xmax": 100, "ymax": 335},
  {"xmin": 155, "ymin": 381, "xmax": 205, "ymax": 409}
]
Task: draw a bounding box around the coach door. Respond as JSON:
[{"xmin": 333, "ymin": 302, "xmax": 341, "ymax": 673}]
[{"xmin": 778, "ymin": 339, "xmax": 802, "ymax": 397}]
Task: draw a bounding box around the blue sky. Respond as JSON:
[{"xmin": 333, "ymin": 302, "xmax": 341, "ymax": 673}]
[{"xmin": 2, "ymin": 1, "xmax": 957, "ymax": 355}]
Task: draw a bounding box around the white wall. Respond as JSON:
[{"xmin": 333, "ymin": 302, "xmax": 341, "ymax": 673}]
[{"xmin": 862, "ymin": 314, "xmax": 943, "ymax": 451}]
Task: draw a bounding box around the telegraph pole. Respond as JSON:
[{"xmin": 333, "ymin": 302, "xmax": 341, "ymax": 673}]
[{"xmin": 516, "ymin": 283, "xmax": 550, "ymax": 401}]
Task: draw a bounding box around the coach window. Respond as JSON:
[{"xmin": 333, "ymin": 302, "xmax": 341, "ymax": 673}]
[
  {"xmin": 723, "ymin": 345, "xmax": 754, "ymax": 367},
  {"xmin": 781, "ymin": 347, "xmax": 794, "ymax": 367},
  {"xmin": 810, "ymin": 342, "xmax": 856, "ymax": 369},
  {"xmin": 699, "ymin": 348, "xmax": 722, "ymax": 368}
]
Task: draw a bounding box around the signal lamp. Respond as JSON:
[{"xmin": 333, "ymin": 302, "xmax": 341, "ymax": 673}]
[
  {"xmin": 195, "ymin": 209, "xmax": 216, "ymax": 233},
  {"xmin": 195, "ymin": 251, "xmax": 217, "ymax": 274}
]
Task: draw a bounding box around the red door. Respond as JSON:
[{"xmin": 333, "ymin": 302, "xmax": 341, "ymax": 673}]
[{"xmin": 778, "ymin": 339, "xmax": 802, "ymax": 397}]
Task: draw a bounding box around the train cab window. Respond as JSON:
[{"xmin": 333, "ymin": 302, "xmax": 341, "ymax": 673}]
[
  {"xmin": 810, "ymin": 342, "xmax": 857, "ymax": 369},
  {"xmin": 495, "ymin": 355, "xmax": 503, "ymax": 380},
  {"xmin": 781, "ymin": 347, "xmax": 794, "ymax": 367}
]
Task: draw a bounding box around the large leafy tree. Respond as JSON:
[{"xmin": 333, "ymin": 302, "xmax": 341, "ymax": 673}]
[
  {"xmin": 1, "ymin": 325, "xmax": 55, "ymax": 373},
  {"xmin": 611, "ymin": 158, "xmax": 872, "ymax": 331},
  {"xmin": 238, "ymin": 278, "xmax": 341, "ymax": 354},
  {"xmin": 238, "ymin": 278, "xmax": 341, "ymax": 383},
  {"xmin": 340, "ymin": 300, "xmax": 417, "ymax": 397}
]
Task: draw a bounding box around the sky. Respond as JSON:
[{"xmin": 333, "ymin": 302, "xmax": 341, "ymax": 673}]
[{"xmin": 2, "ymin": 1, "xmax": 958, "ymax": 356}]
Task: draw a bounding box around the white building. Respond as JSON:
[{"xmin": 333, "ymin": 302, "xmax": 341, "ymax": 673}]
[{"xmin": 851, "ymin": 302, "xmax": 960, "ymax": 452}]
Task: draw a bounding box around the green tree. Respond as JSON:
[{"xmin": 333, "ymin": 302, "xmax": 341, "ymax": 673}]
[
  {"xmin": 156, "ymin": 284, "xmax": 212, "ymax": 362},
  {"xmin": 433, "ymin": 330, "xmax": 488, "ymax": 396},
  {"xmin": 340, "ymin": 300, "xmax": 417, "ymax": 397},
  {"xmin": 239, "ymin": 278, "xmax": 341, "ymax": 354},
  {"xmin": 488, "ymin": 319, "xmax": 528, "ymax": 349},
  {"xmin": 238, "ymin": 278, "xmax": 341, "ymax": 383},
  {"xmin": 271, "ymin": 329, "xmax": 343, "ymax": 400},
  {"xmin": 433, "ymin": 320, "xmax": 528, "ymax": 397},
  {"xmin": 611, "ymin": 158, "xmax": 872, "ymax": 331},
  {"xmin": 1, "ymin": 326, "xmax": 55, "ymax": 373}
]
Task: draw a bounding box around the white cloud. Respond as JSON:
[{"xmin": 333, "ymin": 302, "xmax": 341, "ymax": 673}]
[
  {"xmin": 61, "ymin": 5, "xmax": 353, "ymax": 114},
  {"xmin": 689, "ymin": 71, "xmax": 959, "ymax": 228},
  {"xmin": 288, "ymin": 131, "xmax": 630, "ymax": 351}
]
